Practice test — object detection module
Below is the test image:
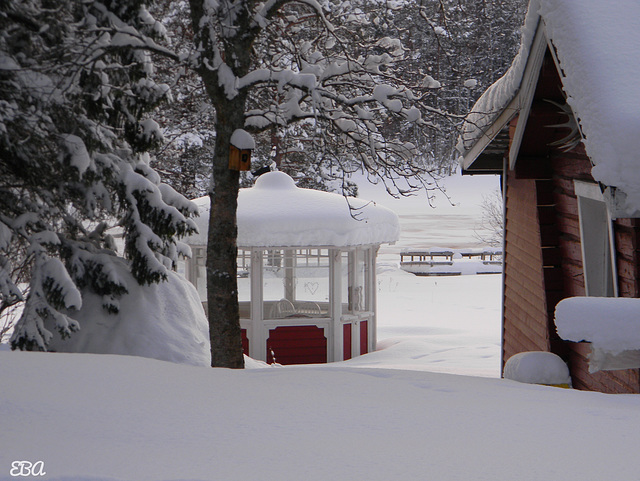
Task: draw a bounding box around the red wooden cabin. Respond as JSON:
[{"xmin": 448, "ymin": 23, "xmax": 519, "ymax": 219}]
[{"xmin": 458, "ymin": 0, "xmax": 640, "ymax": 393}]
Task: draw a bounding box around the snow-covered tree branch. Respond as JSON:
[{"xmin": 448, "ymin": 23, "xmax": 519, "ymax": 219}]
[
  {"xmin": 1, "ymin": 0, "xmax": 197, "ymax": 351},
  {"xmin": 179, "ymin": 0, "xmax": 475, "ymax": 367}
]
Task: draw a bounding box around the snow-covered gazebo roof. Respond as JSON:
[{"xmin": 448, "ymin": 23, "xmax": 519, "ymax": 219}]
[
  {"xmin": 458, "ymin": 0, "xmax": 640, "ymax": 215},
  {"xmin": 188, "ymin": 171, "xmax": 399, "ymax": 248}
]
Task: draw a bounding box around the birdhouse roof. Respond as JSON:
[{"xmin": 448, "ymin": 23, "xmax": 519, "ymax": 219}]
[{"xmin": 187, "ymin": 171, "xmax": 400, "ymax": 248}]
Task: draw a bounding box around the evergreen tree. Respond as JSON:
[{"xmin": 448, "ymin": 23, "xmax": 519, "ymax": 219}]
[
  {"xmin": 150, "ymin": 0, "xmax": 215, "ymax": 198},
  {"xmin": 0, "ymin": 0, "xmax": 197, "ymax": 350}
]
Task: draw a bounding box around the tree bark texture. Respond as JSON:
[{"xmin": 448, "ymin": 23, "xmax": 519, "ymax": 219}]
[
  {"xmin": 206, "ymin": 153, "xmax": 244, "ymax": 368},
  {"xmin": 188, "ymin": 0, "xmax": 261, "ymax": 368},
  {"xmin": 205, "ymin": 91, "xmax": 248, "ymax": 368}
]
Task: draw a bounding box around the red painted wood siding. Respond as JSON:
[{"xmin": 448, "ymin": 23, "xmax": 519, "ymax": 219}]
[
  {"xmin": 547, "ymin": 148, "xmax": 640, "ymax": 392},
  {"xmin": 501, "ymin": 47, "xmax": 640, "ymax": 392},
  {"xmin": 614, "ymin": 218, "xmax": 640, "ymax": 298},
  {"xmin": 549, "ymin": 147, "xmax": 590, "ymax": 299},
  {"xmin": 503, "ymin": 168, "xmax": 550, "ymax": 368},
  {"xmin": 343, "ymin": 323, "xmax": 352, "ymax": 360},
  {"xmin": 241, "ymin": 329, "xmax": 249, "ymax": 356},
  {"xmin": 266, "ymin": 325, "xmax": 327, "ymax": 365},
  {"xmin": 507, "ymin": 143, "xmax": 640, "ymax": 392},
  {"xmin": 360, "ymin": 321, "xmax": 369, "ymax": 355}
]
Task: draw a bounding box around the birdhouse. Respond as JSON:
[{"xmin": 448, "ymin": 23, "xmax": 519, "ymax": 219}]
[
  {"xmin": 228, "ymin": 145, "xmax": 252, "ymax": 171},
  {"xmin": 228, "ymin": 129, "xmax": 255, "ymax": 171}
]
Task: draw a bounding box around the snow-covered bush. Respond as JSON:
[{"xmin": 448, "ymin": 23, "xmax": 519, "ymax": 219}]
[
  {"xmin": 47, "ymin": 257, "xmax": 210, "ymax": 366},
  {"xmin": 503, "ymin": 351, "xmax": 571, "ymax": 387}
]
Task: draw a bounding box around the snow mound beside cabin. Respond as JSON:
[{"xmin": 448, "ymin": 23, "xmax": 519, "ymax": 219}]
[
  {"xmin": 503, "ymin": 351, "xmax": 571, "ymax": 386},
  {"xmin": 555, "ymin": 296, "xmax": 640, "ymax": 372},
  {"xmin": 47, "ymin": 257, "xmax": 210, "ymax": 366}
]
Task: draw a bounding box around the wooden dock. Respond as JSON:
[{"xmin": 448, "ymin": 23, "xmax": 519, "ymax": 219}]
[{"xmin": 399, "ymin": 248, "xmax": 502, "ymax": 276}]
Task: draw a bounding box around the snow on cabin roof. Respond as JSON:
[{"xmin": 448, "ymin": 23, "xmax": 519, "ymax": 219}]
[
  {"xmin": 458, "ymin": 0, "xmax": 640, "ymax": 214},
  {"xmin": 186, "ymin": 171, "xmax": 400, "ymax": 248}
]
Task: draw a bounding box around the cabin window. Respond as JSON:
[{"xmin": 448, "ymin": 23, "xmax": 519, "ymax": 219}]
[{"xmin": 574, "ymin": 181, "xmax": 617, "ymax": 297}]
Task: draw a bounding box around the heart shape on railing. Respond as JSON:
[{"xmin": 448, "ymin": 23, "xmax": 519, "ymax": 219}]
[{"xmin": 305, "ymin": 281, "xmax": 319, "ymax": 295}]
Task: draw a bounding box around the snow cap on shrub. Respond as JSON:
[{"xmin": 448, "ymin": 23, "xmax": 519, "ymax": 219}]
[{"xmin": 503, "ymin": 351, "xmax": 571, "ymax": 386}]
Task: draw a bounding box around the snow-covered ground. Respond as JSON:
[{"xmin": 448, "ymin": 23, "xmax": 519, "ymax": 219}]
[
  {"xmin": 5, "ymin": 172, "xmax": 640, "ymax": 480},
  {"xmin": 365, "ymin": 268, "xmax": 501, "ymax": 377},
  {"xmin": 3, "ymin": 349, "xmax": 640, "ymax": 481},
  {"xmin": 357, "ymin": 171, "xmax": 502, "ymax": 377}
]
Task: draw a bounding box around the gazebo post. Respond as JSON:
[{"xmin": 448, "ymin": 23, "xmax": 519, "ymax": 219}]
[
  {"xmin": 250, "ymin": 249, "xmax": 265, "ymax": 361},
  {"xmin": 369, "ymin": 246, "xmax": 379, "ymax": 354},
  {"xmin": 350, "ymin": 248, "xmax": 362, "ymax": 354},
  {"xmin": 283, "ymin": 249, "xmax": 295, "ymax": 302},
  {"xmin": 330, "ymin": 248, "xmax": 343, "ymax": 362}
]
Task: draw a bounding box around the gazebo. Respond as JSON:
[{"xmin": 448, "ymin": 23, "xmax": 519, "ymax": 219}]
[{"xmin": 183, "ymin": 171, "xmax": 399, "ymax": 364}]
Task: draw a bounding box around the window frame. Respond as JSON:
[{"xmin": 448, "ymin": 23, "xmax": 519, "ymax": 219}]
[{"xmin": 574, "ymin": 180, "xmax": 618, "ymax": 297}]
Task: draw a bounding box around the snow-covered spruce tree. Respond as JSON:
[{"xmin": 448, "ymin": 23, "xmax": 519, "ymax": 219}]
[
  {"xmin": 1, "ymin": 0, "xmax": 197, "ymax": 351},
  {"xmin": 186, "ymin": 0, "xmax": 462, "ymax": 368}
]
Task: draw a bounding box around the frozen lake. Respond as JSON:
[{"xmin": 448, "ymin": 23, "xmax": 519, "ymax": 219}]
[
  {"xmin": 355, "ymin": 171, "xmax": 500, "ymax": 262},
  {"xmin": 378, "ymin": 212, "xmax": 487, "ymax": 263}
]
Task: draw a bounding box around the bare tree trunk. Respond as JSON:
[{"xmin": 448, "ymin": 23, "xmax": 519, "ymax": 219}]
[
  {"xmin": 188, "ymin": 0, "xmax": 256, "ymax": 369},
  {"xmin": 206, "ymin": 97, "xmax": 246, "ymax": 369}
]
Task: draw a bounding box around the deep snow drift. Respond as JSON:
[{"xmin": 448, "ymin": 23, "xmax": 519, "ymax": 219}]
[
  {"xmin": 0, "ymin": 171, "xmax": 511, "ymax": 481},
  {"xmin": 45, "ymin": 257, "xmax": 210, "ymax": 366},
  {"xmin": 2, "ymin": 351, "xmax": 640, "ymax": 481}
]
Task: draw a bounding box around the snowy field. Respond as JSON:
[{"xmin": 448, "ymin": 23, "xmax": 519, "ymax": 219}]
[
  {"xmin": 4, "ymin": 173, "xmax": 640, "ymax": 480},
  {"xmin": 3, "ymin": 351, "xmax": 640, "ymax": 481},
  {"xmin": 365, "ymin": 268, "xmax": 501, "ymax": 377}
]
